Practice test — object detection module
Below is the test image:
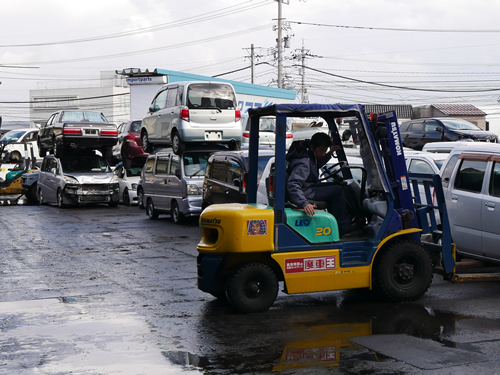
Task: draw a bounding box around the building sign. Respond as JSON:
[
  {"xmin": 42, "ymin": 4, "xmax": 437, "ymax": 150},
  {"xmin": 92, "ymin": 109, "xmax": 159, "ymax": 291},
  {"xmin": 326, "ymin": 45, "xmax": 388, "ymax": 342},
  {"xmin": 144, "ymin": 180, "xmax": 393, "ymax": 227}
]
[{"xmin": 126, "ymin": 76, "xmax": 167, "ymax": 85}]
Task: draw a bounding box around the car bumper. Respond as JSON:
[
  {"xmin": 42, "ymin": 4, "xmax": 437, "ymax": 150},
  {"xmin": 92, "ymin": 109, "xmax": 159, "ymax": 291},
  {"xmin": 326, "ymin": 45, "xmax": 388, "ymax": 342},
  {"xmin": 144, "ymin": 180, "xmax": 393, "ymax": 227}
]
[
  {"xmin": 62, "ymin": 184, "xmax": 120, "ymax": 205},
  {"xmin": 61, "ymin": 136, "xmax": 118, "ymax": 149},
  {"xmin": 177, "ymin": 127, "xmax": 243, "ymax": 143},
  {"xmin": 125, "ymin": 143, "xmax": 148, "ymax": 158},
  {"xmin": 177, "ymin": 195, "xmax": 202, "ymax": 217}
]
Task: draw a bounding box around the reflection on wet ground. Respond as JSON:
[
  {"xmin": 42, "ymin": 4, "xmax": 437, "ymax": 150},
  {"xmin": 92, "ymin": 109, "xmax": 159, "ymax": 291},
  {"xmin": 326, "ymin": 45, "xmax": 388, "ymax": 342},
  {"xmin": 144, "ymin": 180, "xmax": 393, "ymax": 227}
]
[{"xmin": 188, "ymin": 290, "xmax": 500, "ymax": 374}]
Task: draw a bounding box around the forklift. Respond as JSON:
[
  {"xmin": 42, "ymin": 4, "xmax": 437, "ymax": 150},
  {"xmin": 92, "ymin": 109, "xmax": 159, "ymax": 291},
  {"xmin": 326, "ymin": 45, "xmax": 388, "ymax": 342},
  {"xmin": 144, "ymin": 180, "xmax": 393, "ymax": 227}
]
[{"xmin": 196, "ymin": 104, "xmax": 455, "ymax": 313}]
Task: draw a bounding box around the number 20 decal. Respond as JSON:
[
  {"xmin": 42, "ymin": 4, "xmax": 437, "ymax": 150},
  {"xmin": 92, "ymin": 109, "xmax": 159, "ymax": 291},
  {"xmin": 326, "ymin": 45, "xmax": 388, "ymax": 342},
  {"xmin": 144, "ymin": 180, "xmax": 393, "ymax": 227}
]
[{"xmin": 316, "ymin": 227, "xmax": 332, "ymax": 236}]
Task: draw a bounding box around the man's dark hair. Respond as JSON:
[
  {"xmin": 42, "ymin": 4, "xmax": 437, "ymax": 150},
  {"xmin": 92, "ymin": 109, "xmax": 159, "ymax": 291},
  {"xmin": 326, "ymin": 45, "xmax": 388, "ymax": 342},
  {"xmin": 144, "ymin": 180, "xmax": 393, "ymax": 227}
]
[{"xmin": 310, "ymin": 132, "xmax": 332, "ymax": 148}]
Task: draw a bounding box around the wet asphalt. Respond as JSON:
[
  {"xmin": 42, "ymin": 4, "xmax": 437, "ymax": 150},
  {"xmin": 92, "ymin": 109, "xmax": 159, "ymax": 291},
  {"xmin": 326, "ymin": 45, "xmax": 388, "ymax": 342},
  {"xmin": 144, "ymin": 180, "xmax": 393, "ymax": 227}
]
[{"xmin": 2, "ymin": 203, "xmax": 500, "ymax": 375}]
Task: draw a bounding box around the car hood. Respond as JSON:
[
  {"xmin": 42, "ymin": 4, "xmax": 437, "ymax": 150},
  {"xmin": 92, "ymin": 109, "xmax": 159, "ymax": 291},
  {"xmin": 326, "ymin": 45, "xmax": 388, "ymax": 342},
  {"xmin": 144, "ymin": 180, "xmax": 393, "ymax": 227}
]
[
  {"xmin": 453, "ymin": 129, "xmax": 497, "ymax": 139},
  {"xmin": 65, "ymin": 172, "xmax": 115, "ymax": 184}
]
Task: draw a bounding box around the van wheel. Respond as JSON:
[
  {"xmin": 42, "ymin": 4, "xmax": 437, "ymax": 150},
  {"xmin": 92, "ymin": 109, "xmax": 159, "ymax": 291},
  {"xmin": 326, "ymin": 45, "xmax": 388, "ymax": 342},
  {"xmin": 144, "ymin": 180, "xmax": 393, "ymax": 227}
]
[
  {"xmin": 137, "ymin": 188, "xmax": 144, "ymax": 209},
  {"xmin": 171, "ymin": 201, "xmax": 185, "ymax": 224},
  {"xmin": 172, "ymin": 131, "xmax": 185, "ymax": 155},
  {"xmin": 374, "ymin": 240, "xmax": 432, "ymax": 302},
  {"xmin": 146, "ymin": 199, "xmax": 159, "ymax": 219},
  {"xmin": 226, "ymin": 263, "xmax": 278, "ymax": 313},
  {"xmin": 142, "ymin": 131, "xmax": 153, "ymax": 153}
]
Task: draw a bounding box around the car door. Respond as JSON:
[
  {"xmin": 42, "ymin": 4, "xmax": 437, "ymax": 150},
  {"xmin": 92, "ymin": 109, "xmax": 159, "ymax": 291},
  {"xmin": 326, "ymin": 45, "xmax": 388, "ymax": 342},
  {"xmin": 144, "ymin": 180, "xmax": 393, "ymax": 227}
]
[
  {"xmin": 143, "ymin": 89, "xmax": 168, "ymax": 141},
  {"xmin": 39, "ymin": 113, "xmax": 57, "ymax": 149},
  {"xmin": 422, "ymin": 120, "xmax": 443, "ymax": 146},
  {"xmin": 225, "ymin": 157, "xmax": 245, "ymax": 203},
  {"xmin": 161, "ymin": 86, "xmax": 179, "ymax": 140},
  {"xmin": 43, "ymin": 157, "xmax": 60, "ymax": 203},
  {"xmin": 142, "ymin": 155, "xmax": 156, "ymax": 202},
  {"xmin": 153, "ymin": 154, "xmax": 170, "ymax": 210},
  {"xmin": 402, "ymin": 121, "xmax": 424, "ymax": 150},
  {"xmin": 204, "ymin": 155, "xmax": 228, "ymax": 205},
  {"xmin": 165, "ymin": 154, "xmax": 181, "ymax": 210},
  {"xmin": 481, "ymin": 158, "xmax": 500, "ymax": 259},
  {"xmin": 447, "ymin": 155, "xmax": 488, "ymax": 256}
]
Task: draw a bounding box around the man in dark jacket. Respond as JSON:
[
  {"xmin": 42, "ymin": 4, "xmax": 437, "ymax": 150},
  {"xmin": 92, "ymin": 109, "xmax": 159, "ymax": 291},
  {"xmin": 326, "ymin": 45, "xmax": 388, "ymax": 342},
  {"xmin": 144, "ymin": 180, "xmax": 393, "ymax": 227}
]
[{"xmin": 286, "ymin": 132, "xmax": 351, "ymax": 234}]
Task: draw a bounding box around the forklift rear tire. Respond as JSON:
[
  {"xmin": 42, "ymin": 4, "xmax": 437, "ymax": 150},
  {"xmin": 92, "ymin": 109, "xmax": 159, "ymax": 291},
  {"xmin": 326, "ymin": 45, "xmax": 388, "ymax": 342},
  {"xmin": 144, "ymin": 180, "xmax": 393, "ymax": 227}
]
[
  {"xmin": 226, "ymin": 263, "xmax": 278, "ymax": 313},
  {"xmin": 374, "ymin": 240, "xmax": 432, "ymax": 302}
]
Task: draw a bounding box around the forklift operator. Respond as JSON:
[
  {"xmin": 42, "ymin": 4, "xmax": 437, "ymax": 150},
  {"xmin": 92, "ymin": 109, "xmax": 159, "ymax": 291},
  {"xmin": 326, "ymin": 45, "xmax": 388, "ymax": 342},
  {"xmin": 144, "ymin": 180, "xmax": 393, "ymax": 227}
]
[{"xmin": 286, "ymin": 132, "xmax": 352, "ymax": 234}]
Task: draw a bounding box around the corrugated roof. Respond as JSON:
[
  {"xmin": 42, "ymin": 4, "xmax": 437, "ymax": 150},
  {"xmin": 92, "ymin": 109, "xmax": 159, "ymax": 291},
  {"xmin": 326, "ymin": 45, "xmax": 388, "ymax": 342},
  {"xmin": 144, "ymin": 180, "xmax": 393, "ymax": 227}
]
[
  {"xmin": 363, "ymin": 104, "xmax": 413, "ymax": 119},
  {"xmin": 432, "ymin": 104, "xmax": 486, "ymax": 116}
]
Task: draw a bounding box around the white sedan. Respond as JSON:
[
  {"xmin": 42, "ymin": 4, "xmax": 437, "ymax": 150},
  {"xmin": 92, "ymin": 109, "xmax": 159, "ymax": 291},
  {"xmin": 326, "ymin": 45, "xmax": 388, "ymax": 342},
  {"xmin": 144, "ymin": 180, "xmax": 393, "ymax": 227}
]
[{"xmin": 114, "ymin": 164, "xmax": 141, "ymax": 205}]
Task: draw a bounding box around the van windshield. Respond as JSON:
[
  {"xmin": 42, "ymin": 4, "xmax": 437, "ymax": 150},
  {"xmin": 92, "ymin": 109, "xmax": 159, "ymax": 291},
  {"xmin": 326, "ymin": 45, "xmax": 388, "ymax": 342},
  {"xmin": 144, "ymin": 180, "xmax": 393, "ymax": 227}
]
[
  {"xmin": 184, "ymin": 151, "xmax": 212, "ymax": 177},
  {"xmin": 186, "ymin": 83, "xmax": 236, "ymax": 110}
]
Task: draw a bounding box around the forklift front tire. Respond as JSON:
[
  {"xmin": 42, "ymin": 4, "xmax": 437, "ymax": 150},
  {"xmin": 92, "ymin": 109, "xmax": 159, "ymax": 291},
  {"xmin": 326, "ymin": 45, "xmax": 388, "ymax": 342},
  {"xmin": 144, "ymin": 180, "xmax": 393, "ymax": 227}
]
[
  {"xmin": 226, "ymin": 263, "xmax": 278, "ymax": 313},
  {"xmin": 374, "ymin": 240, "xmax": 433, "ymax": 302}
]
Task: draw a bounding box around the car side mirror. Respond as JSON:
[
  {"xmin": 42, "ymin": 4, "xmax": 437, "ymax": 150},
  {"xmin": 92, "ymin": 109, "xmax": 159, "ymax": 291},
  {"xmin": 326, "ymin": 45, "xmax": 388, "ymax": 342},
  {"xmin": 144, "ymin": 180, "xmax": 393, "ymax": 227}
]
[{"xmin": 149, "ymin": 105, "xmax": 156, "ymax": 113}]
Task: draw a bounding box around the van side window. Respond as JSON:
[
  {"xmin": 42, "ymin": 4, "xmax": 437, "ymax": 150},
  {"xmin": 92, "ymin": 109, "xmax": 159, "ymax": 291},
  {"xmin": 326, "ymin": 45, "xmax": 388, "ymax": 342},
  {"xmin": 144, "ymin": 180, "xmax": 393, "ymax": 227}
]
[
  {"xmin": 212, "ymin": 158, "xmax": 227, "ymax": 181},
  {"xmin": 153, "ymin": 90, "xmax": 168, "ymax": 111},
  {"xmin": 227, "ymin": 159, "xmax": 242, "ymax": 183},
  {"xmin": 145, "ymin": 158, "xmax": 155, "ymax": 175},
  {"xmin": 155, "ymin": 157, "xmax": 169, "ymax": 175},
  {"xmin": 177, "ymin": 86, "xmax": 184, "ymax": 105},
  {"xmin": 166, "ymin": 88, "xmax": 177, "ymax": 108},
  {"xmin": 489, "ymin": 162, "xmax": 500, "ymax": 197},
  {"xmin": 169, "ymin": 155, "xmax": 180, "ymax": 176},
  {"xmin": 454, "ymin": 159, "xmax": 487, "ymax": 193},
  {"xmin": 408, "ymin": 160, "xmax": 434, "ymax": 174},
  {"xmin": 441, "ymin": 154, "xmax": 459, "ymax": 187}
]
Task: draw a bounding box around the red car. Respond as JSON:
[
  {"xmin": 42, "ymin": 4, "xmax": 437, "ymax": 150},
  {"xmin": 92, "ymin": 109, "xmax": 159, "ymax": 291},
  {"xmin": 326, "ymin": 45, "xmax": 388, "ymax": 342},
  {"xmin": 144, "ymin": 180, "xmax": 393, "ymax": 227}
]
[{"xmin": 112, "ymin": 120, "xmax": 148, "ymax": 164}]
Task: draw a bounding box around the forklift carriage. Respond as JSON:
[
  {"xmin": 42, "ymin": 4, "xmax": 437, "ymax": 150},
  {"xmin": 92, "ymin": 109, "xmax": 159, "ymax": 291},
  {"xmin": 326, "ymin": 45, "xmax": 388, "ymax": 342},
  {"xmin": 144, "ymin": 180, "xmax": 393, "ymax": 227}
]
[{"xmin": 197, "ymin": 104, "xmax": 454, "ymax": 313}]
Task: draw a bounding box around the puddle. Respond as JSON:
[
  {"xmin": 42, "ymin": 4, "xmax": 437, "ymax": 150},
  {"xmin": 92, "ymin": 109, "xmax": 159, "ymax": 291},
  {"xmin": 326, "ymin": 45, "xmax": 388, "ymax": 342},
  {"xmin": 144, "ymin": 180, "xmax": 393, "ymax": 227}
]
[{"xmin": 195, "ymin": 297, "xmax": 500, "ymax": 373}]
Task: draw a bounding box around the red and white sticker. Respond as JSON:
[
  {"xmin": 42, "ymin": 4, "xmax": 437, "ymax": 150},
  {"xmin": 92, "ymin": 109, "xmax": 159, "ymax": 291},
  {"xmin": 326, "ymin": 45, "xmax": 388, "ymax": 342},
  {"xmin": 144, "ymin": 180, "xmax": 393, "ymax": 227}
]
[
  {"xmin": 285, "ymin": 256, "xmax": 337, "ymax": 274},
  {"xmin": 401, "ymin": 175, "xmax": 408, "ymax": 190}
]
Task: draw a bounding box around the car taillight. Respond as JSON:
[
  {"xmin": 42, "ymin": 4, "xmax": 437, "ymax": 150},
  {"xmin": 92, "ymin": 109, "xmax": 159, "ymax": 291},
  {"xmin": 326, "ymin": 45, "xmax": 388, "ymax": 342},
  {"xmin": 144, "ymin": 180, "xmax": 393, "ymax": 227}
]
[
  {"xmin": 63, "ymin": 128, "xmax": 82, "ymax": 135},
  {"xmin": 269, "ymin": 173, "xmax": 275, "ymax": 198},
  {"xmin": 101, "ymin": 129, "xmax": 118, "ymax": 136},
  {"xmin": 125, "ymin": 134, "xmax": 136, "ymax": 143},
  {"xmin": 180, "ymin": 108, "xmax": 190, "ymax": 122},
  {"xmin": 286, "ymin": 133, "xmax": 293, "ymax": 139},
  {"xmin": 243, "ymin": 131, "xmax": 250, "ymax": 138},
  {"xmin": 235, "ymin": 109, "xmax": 241, "ymax": 122},
  {"xmin": 242, "ymin": 171, "xmax": 248, "ymax": 193}
]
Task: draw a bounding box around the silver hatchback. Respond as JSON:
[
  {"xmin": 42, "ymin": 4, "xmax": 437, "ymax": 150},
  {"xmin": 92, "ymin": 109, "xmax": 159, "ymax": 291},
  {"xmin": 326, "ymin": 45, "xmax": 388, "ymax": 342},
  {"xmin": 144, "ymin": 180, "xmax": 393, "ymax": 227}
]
[{"xmin": 37, "ymin": 154, "xmax": 119, "ymax": 207}]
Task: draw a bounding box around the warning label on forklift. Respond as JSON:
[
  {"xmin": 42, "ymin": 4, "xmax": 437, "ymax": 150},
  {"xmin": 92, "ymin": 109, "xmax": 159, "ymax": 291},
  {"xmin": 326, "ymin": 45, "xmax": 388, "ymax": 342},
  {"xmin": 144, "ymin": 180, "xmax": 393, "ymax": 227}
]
[{"xmin": 285, "ymin": 256, "xmax": 337, "ymax": 274}]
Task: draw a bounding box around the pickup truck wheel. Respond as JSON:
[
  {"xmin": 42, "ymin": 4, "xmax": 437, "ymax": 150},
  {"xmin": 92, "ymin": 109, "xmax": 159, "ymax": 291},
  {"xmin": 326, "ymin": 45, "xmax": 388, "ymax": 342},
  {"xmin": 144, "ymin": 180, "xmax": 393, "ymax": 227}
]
[
  {"xmin": 142, "ymin": 131, "xmax": 153, "ymax": 153},
  {"xmin": 374, "ymin": 240, "xmax": 432, "ymax": 302},
  {"xmin": 226, "ymin": 263, "xmax": 278, "ymax": 313},
  {"xmin": 172, "ymin": 131, "xmax": 185, "ymax": 155},
  {"xmin": 170, "ymin": 200, "xmax": 185, "ymax": 224},
  {"xmin": 146, "ymin": 198, "xmax": 159, "ymax": 219}
]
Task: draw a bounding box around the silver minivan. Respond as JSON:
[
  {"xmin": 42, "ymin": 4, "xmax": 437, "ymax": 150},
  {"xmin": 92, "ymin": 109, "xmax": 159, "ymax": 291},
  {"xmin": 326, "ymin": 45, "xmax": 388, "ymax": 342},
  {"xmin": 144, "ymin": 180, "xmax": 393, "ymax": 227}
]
[
  {"xmin": 440, "ymin": 144, "xmax": 500, "ymax": 262},
  {"xmin": 142, "ymin": 146, "xmax": 226, "ymax": 224},
  {"xmin": 141, "ymin": 81, "xmax": 242, "ymax": 155}
]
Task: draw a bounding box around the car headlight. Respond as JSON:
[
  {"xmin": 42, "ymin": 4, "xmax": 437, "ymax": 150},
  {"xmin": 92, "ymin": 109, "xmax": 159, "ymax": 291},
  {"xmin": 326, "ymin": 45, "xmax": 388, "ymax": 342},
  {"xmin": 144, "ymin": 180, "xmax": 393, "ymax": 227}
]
[
  {"xmin": 64, "ymin": 175, "xmax": 79, "ymax": 183},
  {"xmin": 186, "ymin": 184, "xmax": 201, "ymax": 195},
  {"xmin": 111, "ymin": 175, "xmax": 119, "ymax": 183}
]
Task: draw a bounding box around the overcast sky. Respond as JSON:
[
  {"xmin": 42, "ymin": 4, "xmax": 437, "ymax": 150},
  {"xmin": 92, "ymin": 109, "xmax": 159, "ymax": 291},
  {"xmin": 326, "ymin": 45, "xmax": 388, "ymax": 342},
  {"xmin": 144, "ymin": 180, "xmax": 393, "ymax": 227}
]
[{"xmin": 2, "ymin": 0, "xmax": 500, "ymax": 124}]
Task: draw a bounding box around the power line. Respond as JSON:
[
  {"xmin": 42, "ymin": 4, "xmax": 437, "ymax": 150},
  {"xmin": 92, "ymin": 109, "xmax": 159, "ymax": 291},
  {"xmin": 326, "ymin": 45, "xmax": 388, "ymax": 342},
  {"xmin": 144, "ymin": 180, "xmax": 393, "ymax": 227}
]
[{"xmin": 0, "ymin": 92, "xmax": 129, "ymax": 104}]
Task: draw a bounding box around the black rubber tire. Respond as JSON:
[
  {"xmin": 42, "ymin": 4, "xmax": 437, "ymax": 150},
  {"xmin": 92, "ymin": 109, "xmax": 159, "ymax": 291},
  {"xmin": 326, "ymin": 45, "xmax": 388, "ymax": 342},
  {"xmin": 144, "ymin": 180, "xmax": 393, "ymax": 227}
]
[
  {"xmin": 37, "ymin": 187, "xmax": 44, "ymax": 205},
  {"xmin": 172, "ymin": 131, "xmax": 185, "ymax": 155},
  {"xmin": 142, "ymin": 131, "xmax": 153, "ymax": 153},
  {"xmin": 137, "ymin": 188, "xmax": 144, "ymax": 209},
  {"xmin": 53, "ymin": 138, "xmax": 64, "ymax": 157},
  {"xmin": 123, "ymin": 188, "xmax": 130, "ymax": 206},
  {"xmin": 226, "ymin": 263, "xmax": 279, "ymax": 313},
  {"xmin": 146, "ymin": 198, "xmax": 159, "ymax": 220},
  {"xmin": 374, "ymin": 240, "xmax": 433, "ymax": 302},
  {"xmin": 170, "ymin": 200, "xmax": 185, "ymax": 224},
  {"xmin": 108, "ymin": 200, "xmax": 119, "ymax": 207},
  {"xmin": 57, "ymin": 188, "xmax": 65, "ymax": 208},
  {"xmin": 26, "ymin": 184, "xmax": 38, "ymax": 205}
]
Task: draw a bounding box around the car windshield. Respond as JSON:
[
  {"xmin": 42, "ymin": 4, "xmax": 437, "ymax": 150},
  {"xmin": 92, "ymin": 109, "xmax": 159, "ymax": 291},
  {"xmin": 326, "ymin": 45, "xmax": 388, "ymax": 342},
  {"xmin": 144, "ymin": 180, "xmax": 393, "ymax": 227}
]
[
  {"xmin": 440, "ymin": 119, "xmax": 482, "ymax": 131},
  {"xmin": 186, "ymin": 83, "xmax": 236, "ymax": 110},
  {"xmin": 60, "ymin": 156, "xmax": 111, "ymax": 173},
  {"xmin": 61, "ymin": 111, "xmax": 108, "ymax": 123},
  {"xmin": 183, "ymin": 151, "xmax": 212, "ymax": 177},
  {"xmin": 0, "ymin": 130, "xmax": 26, "ymax": 143}
]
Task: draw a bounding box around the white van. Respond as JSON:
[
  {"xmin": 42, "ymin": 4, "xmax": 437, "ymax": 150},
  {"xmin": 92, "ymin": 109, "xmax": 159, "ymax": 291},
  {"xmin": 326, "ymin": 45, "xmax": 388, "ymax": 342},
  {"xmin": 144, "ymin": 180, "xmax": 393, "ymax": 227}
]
[{"xmin": 141, "ymin": 81, "xmax": 242, "ymax": 155}]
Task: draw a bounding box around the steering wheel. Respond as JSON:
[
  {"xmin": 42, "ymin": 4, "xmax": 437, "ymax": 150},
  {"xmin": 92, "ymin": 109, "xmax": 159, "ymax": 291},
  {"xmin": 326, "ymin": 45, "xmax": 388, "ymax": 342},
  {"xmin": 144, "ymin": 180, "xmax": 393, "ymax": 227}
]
[{"xmin": 320, "ymin": 162, "xmax": 345, "ymax": 183}]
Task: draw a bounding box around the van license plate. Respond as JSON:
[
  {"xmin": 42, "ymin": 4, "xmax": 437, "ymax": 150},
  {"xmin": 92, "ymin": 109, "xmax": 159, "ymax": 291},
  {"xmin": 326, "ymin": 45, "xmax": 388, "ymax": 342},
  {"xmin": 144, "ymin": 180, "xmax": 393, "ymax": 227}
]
[
  {"xmin": 85, "ymin": 129, "xmax": 98, "ymax": 135},
  {"xmin": 205, "ymin": 131, "xmax": 222, "ymax": 140}
]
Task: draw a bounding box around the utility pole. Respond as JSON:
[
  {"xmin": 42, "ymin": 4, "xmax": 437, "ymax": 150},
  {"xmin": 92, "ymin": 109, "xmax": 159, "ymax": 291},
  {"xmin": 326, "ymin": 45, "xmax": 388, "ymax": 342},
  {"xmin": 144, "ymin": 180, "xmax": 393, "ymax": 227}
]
[
  {"xmin": 251, "ymin": 44, "xmax": 255, "ymax": 84},
  {"xmin": 301, "ymin": 42, "xmax": 306, "ymax": 103},
  {"xmin": 277, "ymin": 0, "xmax": 283, "ymax": 88}
]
